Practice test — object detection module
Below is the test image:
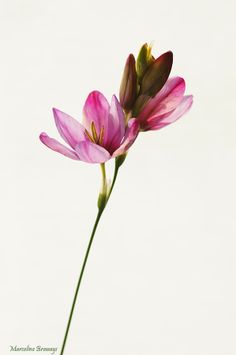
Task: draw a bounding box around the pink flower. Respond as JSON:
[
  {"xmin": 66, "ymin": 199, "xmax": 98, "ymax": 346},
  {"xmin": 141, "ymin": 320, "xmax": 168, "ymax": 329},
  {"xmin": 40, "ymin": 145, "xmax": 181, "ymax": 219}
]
[
  {"xmin": 40, "ymin": 91, "xmax": 139, "ymax": 163},
  {"xmin": 137, "ymin": 77, "xmax": 193, "ymax": 131}
]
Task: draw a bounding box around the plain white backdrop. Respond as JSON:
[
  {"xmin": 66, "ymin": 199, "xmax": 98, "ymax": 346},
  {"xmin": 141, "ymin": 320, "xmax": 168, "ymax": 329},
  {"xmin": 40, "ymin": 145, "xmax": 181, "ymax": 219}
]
[{"xmin": 1, "ymin": 0, "xmax": 236, "ymax": 354}]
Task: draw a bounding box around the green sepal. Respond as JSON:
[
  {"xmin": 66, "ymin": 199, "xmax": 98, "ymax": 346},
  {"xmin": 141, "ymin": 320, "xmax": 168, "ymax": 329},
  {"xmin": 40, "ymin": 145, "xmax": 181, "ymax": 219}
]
[
  {"xmin": 115, "ymin": 153, "xmax": 127, "ymax": 169},
  {"xmin": 97, "ymin": 192, "xmax": 107, "ymax": 211}
]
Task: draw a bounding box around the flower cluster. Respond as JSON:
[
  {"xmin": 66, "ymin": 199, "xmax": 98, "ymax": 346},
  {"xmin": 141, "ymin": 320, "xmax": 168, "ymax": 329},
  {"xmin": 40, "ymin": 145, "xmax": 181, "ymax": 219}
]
[
  {"xmin": 40, "ymin": 43, "xmax": 193, "ymax": 163},
  {"xmin": 39, "ymin": 43, "xmax": 194, "ymax": 355}
]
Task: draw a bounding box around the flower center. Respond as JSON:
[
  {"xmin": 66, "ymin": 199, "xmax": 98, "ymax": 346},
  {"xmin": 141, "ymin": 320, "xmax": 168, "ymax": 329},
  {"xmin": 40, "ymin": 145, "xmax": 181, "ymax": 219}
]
[{"xmin": 85, "ymin": 121, "xmax": 104, "ymax": 146}]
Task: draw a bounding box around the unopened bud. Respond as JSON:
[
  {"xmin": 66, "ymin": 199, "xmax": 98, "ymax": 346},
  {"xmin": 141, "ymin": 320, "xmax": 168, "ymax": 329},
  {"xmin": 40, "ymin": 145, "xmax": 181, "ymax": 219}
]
[
  {"xmin": 140, "ymin": 51, "xmax": 173, "ymax": 97},
  {"xmin": 119, "ymin": 54, "xmax": 137, "ymax": 111},
  {"xmin": 136, "ymin": 43, "xmax": 155, "ymax": 83}
]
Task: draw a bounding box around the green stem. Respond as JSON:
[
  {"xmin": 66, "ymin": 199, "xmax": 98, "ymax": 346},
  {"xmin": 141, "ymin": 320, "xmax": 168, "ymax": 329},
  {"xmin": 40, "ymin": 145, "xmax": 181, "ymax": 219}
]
[
  {"xmin": 60, "ymin": 162, "xmax": 120, "ymax": 355},
  {"xmin": 107, "ymin": 165, "xmax": 119, "ymax": 200},
  {"xmin": 100, "ymin": 162, "xmax": 106, "ymax": 188},
  {"xmin": 60, "ymin": 208, "xmax": 103, "ymax": 355}
]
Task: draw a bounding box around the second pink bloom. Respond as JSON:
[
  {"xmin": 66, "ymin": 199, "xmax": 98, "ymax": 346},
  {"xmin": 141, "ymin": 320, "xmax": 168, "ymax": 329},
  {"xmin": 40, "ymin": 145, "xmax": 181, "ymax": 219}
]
[{"xmin": 137, "ymin": 76, "xmax": 193, "ymax": 131}]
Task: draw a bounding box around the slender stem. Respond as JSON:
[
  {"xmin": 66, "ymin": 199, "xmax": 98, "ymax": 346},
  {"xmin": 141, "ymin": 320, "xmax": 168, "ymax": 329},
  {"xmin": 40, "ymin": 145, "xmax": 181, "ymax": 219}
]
[
  {"xmin": 107, "ymin": 165, "xmax": 119, "ymax": 200},
  {"xmin": 60, "ymin": 163, "xmax": 120, "ymax": 355},
  {"xmin": 60, "ymin": 208, "xmax": 103, "ymax": 355}
]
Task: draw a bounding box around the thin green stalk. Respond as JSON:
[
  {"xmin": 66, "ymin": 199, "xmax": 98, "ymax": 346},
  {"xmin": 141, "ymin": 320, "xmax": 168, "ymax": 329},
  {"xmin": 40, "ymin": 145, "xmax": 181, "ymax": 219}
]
[
  {"xmin": 100, "ymin": 162, "xmax": 106, "ymax": 188},
  {"xmin": 107, "ymin": 165, "xmax": 119, "ymax": 200},
  {"xmin": 107, "ymin": 154, "xmax": 126, "ymax": 201},
  {"xmin": 60, "ymin": 208, "xmax": 103, "ymax": 355},
  {"xmin": 60, "ymin": 162, "xmax": 120, "ymax": 355}
]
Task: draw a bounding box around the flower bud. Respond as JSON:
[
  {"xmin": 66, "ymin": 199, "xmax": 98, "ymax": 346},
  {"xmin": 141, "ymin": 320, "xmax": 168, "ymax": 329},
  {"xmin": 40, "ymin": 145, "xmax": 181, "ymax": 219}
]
[
  {"xmin": 119, "ymin": 54, "xmax": 137, "ymax": 111},
  {"xmin": 136, "ymin": 43, "xmax": 155, "ymax": 83},
  {"xmin": 140, "ymin": 51, "xmax": 173, "ymax": 97}
]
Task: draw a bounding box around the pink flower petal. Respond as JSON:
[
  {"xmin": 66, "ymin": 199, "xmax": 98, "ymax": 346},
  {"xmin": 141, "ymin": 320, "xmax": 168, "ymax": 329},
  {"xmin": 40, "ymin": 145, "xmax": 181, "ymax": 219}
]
[
  {"xmin": 53, "ymin": 108, "xmax": 86, "ymax": 149},
  {"xmin": 148, "ymin": 95, "xmax": 193, "ymax": 130},
  {"xmin": 138, "ymin": 77, "xmax": 186, "ymax": 123},
  {"xmin": 39, "ymin": 132, "xmax": 80, "ymax": 160},
  {"xmin": 83, "ymin": 91, "xmax": 110, "ymax": 135},
  {"xmin": 75, "ymin": 141, "xmax": 111, "ymax": 163},
  {"xmin": 112, "ymin": 118, "xmax": 140, "ymax": 157},
  {"xmin": 104, "ymin": 95, "xmax": 126, "ymax": 151}
]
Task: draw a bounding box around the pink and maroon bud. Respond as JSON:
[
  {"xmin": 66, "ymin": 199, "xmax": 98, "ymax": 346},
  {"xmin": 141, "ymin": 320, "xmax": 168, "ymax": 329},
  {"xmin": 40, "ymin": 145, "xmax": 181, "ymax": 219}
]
[
  {"xmin": 119, "ymin": 54, "xmax": 137, "ymax": 111},
  {"xmin": 140, "ymin": 51, "xmax": 173, "ymax": 97}
]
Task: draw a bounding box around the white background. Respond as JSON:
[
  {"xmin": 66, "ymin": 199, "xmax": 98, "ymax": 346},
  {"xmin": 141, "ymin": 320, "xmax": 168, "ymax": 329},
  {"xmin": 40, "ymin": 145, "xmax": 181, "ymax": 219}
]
[{"xmin": 1, "ymin": 0, "xmax": 236, "ymax": 354}]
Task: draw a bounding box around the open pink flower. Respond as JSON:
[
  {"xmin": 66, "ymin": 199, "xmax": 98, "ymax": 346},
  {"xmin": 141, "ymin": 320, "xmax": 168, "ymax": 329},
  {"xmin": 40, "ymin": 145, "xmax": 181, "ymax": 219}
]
[
  {"xmin": 137, "ymin": 77, "xmax": 193, "ymax": 131},
  {"xmin": 40, "ymin": 91, "xmax": 139, "ymax": 163}
]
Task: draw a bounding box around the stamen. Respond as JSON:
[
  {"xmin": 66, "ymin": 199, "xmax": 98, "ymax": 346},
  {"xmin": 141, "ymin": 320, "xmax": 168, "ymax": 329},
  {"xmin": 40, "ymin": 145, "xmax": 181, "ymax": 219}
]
[
  {"xmin": 91, "ymin": 122, "xmax": 98, "ymax": 142},
  {"xmin": 84, "ymin": 122, "xmax": 104, "ymax": 146},
  {"xmin": 85, "ymin": 129, "xmax": 94, "ymax": 142},
  {"xmin": 98, "ymin": 125, "xmax": 105, "ymax": 145}
]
